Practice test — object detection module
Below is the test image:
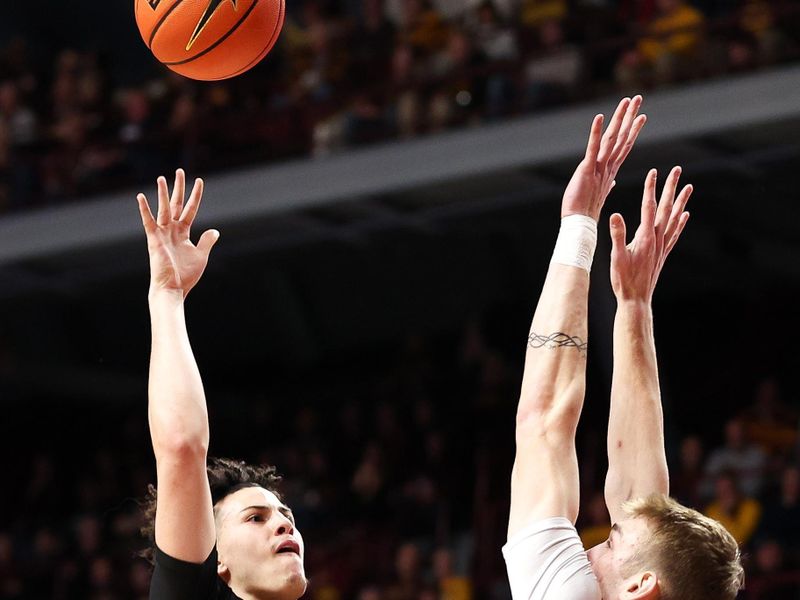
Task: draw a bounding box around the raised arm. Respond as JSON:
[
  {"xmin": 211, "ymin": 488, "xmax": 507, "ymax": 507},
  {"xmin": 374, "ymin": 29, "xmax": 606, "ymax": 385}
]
[
  {"xmin": 603, "ymin": 166, "xmax": 692, "ymax": 524},
  {"xmin": 137, "ymin": 170, "xmax": 220, "ymax": 562},
  {"xmin": 508, "ymin": 97, "xmax": 646, "ymax": 537}
]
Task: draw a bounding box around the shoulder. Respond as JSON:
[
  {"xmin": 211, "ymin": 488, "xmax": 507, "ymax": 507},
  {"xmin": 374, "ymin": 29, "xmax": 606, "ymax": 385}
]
[
  {"xmin": 504, "ymin": 517, "xmax": 601, "ymax": 600},
  {"xmin": 151, "ymin": 545, "xmax": 240, "ymax": 600}
]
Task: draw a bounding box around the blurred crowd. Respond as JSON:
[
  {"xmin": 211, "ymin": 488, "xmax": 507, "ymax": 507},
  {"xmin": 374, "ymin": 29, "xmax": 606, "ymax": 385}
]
[
  {"xmin": 0, "ymin": 318, "xmax": 798, "ymax": 599},
  {"xmin": 0, "ymin": 0, "xmax": 799, "ymax": 212}
]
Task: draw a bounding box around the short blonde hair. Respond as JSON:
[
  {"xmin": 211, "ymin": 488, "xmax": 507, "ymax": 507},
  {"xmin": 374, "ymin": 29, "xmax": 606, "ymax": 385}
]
[{"xmin": 621, "ymin": 494, "xmax": 744, "ymax": 600}]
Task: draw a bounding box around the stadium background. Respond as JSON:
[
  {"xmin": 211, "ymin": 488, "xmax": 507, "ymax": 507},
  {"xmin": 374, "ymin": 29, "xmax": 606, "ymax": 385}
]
[{"xmin": 1, "ymin": 0, "xmax": 800, "ymax": 598}]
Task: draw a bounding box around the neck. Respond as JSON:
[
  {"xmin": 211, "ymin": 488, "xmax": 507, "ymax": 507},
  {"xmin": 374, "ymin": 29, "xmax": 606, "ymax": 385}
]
[{"xmin": 231, "ymin": 586, "xmax": 293, "ymax": 600}]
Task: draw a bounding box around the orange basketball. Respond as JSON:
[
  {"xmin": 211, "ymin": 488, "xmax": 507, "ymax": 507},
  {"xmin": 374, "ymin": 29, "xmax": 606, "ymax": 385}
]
[{"xmin": 134, "ymin": 0, "xmax": 284, "ymax": 81}]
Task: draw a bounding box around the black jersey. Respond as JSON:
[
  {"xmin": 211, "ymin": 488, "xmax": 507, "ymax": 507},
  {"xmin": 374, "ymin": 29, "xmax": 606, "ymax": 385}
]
[{"xmin": 150, "ymin": 545, "xmax": 240, "ymax": 600}]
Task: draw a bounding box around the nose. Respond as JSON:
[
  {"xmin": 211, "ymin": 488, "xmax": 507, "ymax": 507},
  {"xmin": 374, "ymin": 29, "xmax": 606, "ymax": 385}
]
[{"xmin": 273, "ymin": 513, "xmax": 294, "ymax": 536}]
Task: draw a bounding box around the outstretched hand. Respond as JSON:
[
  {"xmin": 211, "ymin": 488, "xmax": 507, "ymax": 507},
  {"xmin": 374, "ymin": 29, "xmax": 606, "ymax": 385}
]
[
  {"xmin": 561, "ymin": 96, "xmax": 647, "ymax": 221},
  {"xmin": 610, "ymin": 166, "xmax": 692, "ymax": 302},
  {"xmin": 137, "ymin": 169, "xmax": 220, "ymax": 298}
]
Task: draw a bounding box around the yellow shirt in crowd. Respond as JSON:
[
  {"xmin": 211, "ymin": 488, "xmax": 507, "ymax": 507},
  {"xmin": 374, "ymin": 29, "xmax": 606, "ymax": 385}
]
[
  {"xmin": 638, "ymin": 3, "xmax": 705, "ymax": 64},
  {"xmin": 704, "ymin": 497, "xmax": 762, "ymax": 546}
]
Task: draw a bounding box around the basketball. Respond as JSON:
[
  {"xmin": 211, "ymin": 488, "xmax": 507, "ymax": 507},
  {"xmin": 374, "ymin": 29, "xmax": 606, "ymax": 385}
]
[{"xmin": 134, "ymin": 0, "xmax": 284, "ymax": 81}]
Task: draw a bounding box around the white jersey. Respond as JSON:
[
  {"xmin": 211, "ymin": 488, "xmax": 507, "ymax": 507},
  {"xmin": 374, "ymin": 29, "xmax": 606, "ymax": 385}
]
[{"xmin": 503, "ymin": 517, "xmax": 602, "ymax": 600}]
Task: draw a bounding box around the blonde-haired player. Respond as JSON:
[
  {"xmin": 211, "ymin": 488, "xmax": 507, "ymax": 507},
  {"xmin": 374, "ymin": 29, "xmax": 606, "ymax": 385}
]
[{"xmin": 504, "ymin": 96, "xmax": 744, "ymax": 600}]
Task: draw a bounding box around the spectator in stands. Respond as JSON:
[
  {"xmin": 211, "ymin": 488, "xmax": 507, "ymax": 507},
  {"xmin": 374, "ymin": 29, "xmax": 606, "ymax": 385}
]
[
  {"xmin": 284, "ymin": 0, "xmax": 329, "ymax": 73},
  {"xmin": 26, "ymin": 528, "xmax": 60, "ymax": 597},
  {"xmin": 470, "ymin": 2, "xmax": 518, "ymax": 63},
  {"xmin": 737, "ymin": 0, "xmax": 787, "ymax": 65},
  {"xmin": 756, "ymin": 465, "xmax": 800, "ymax": 560},
  {"xmin": 356, "ymin": 584, "xmax": 383, "ymax": 600},
  {"xmin": 741, "ymin": 376, "xmax": 799, "ymax": 459},
  {"xmin": 704, "ymin": 416, "xmax": 768, "ymax": 498},
  {"xmin": 386, "ymin": 542, "xmax": 424, "ymax": 600},
  {"xmin": 670, "ymin": 434, "xmax": 706, "ymax": 509},
  {"xmin": 48, "ymin": 50, "xmax": 84, "ymax": 123},
  {"xmin": 745, "ymin": 539, "xmax": 800, "ymax": 599},
  {"xmin": 351, "ymin": 0, "xmax": 397, "ymax": 85},
  {"xmin": 615, "ymin": 0, "xmax": 706, "ymax": 89},
  {"xmin": 164, "ymin": 90, "xmax": 199, "ymax": 167},
  {"xmin": 352, "ymin": 441, "xmax": 388, "ymax": 513},
  {"xmin": 130, "ymin": 561, "xmax": 151, "ymax": 600},
  {"xmin": 433, "ymin": 546, "xmax": 472, "ymax": 600},
  {"xmin": 0, "ymin": 533, "xmax": 22, "ymax": 598},
  {"xmin": 398, "ymin": 0, "xmax": 450, "ymax": 59},
  {"xmin": 428, "ymin": 28, "xmax": 486, "ymax": 131},
  {"xmin": 388, "ymin": 43, "xmax": 423, "ymax": 138},
  {"xmin": 0, "ymin": 79, "xmax": 37, "ymax": 206},
  {"xmin": 616, "ymin": 0, "xmax": 658, "ymax": 27},
  {"xmin": 704, "ymin": 470, "xmax": 762, "ymax": 547},
  {"xmin": 298, "ymin": 17, "xmax": 350, "ymax": 104},
  {"xmin": 117, "ymin": 88, "xmax": 159, "ymax": 184},
  {"xmin": 520, "ymin": 0, "xmax": 567, "ymax": 30},
  {"xmin": 467, "ymin": 1, "xmax": 519, "ymax": 118},
  {"xmin": 0, "ymin": 80, "xmax": 37, "ymax": 148},
  {"xmin": 42, "ymin": 108, "xmax": 90, "ymax": 200},
  {"xmin": 331, "ymin": 0, "xmax": 397, "ymax": 150},
  {"xmin": 88, "ymin": 555, "xmax": 116, "ymax": 598},
  {"xmin": 523, "ymin": 19, "xmax": 583, "ymax": 109},
  {"xmin": 74, "ymin": 52, "xmax": 112, "ymax": 133}
]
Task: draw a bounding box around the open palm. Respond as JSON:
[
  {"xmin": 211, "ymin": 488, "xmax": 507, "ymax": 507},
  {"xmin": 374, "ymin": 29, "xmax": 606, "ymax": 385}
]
[
  {"xmin": 562, "ymin": 96, "xmax": 646, "ymax": 221},
  {"xmin": 609, "ymin": 166, "xmax": 692, "ymax": 302},
  {"xmin": 137, "ymin": 170, "xmax": 219, "ymax": 297}
]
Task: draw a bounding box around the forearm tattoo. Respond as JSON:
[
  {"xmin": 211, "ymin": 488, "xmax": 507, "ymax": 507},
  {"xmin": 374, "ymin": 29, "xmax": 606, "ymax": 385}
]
[{"xmin": 528, "ymin": 331, "xmax": 588, "ymax": 355}]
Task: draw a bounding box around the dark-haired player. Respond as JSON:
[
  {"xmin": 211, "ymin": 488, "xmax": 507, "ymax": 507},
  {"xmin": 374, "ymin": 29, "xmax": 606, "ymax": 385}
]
[{"xmin": 137, "ymin": 171, "xmax": 306, "ymax": 600}]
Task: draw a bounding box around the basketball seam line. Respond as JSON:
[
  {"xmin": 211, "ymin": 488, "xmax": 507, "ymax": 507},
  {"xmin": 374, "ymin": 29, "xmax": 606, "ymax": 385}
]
[
  {"xmin": 163, "ymin": 0, "xmax": 260, "ymax": 66},
  {"xmin": 209, "ymin": 0, "xmax": 282, "ymax": 80},
  {"xmin": 148, "ymin": 0, "xmax": 186, "ymax": 49}
]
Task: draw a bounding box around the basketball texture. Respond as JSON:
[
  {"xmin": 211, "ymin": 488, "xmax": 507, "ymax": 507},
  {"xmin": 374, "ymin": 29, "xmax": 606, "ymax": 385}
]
[{"xmin": 135, "ymin": 0, "xmax": 284, "ymax": 81}]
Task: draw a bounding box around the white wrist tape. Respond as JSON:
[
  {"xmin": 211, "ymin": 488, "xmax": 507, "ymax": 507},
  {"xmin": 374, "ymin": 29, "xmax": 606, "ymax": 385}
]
[{"xmin": 550, "ymin": 214, "xmax": 598, "ymax": 273}]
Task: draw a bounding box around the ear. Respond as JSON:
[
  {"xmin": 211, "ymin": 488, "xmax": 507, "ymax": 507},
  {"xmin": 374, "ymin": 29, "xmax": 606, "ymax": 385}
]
[
  {"xmin": 621, "ymin": 571, "xmax": 659, "ymax": 599},
  {"xmin": 217, "ymin": 558, "xmax": 231, "ymax": 583}
]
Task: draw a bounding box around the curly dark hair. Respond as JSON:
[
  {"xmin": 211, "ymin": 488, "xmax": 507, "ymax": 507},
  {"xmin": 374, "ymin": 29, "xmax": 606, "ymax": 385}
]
[{"xmin": 140, "ymin": 457, "xmax": 282, "ymax": 564}]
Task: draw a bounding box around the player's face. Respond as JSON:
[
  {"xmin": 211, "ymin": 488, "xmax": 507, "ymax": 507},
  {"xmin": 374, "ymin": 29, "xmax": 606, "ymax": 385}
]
[
  {"xmin": 586, "ymin": 516, "xmax": 653, "ymax": 599},
  {"xmin": 215, "ymin": 487, "xmax": 307, "ymax": 599}
]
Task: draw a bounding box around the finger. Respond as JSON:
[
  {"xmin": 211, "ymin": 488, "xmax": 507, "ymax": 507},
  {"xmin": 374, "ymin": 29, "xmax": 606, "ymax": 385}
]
[
  {"xmin": 197, "ymin": 229, "xmax": 220, "ymax": 256},
  {"xmin": 664, "ymin": 185, "xmax": 693, "ymax": 244},
  {"xmin": 609, "ymin": 212, "xmax": 627, "ymax": 255},
  {"xmin": 665, "ymin": 212, "xmax": 690, "ymax": 255},
  {"xmin": 170, "ymin": 168, "xmax": 186, "ymax": 221},
  {"xmin": 656, "ymin": 166, "xmax": 682, "ymax": 232},
  {"xmin": 597, "ymin": 97, "xmax": 630, "ymax": 165},
  {"xmin": 640, "ymin": 169, "xmax": 658, "ymax": 233},
  {"xmin": 584, "ymin": 114, "xmax": 604, "ymax": 162},
  {"xmin": 156, "ymin": 176, "xmax": 170, "ymax": 226},
  {"xmin": 179, "ymin": 177, "xmax": 205, "ymax": 225},
  {"xmin": 137, "ymin": 193, "xmax": 157, "ymax": 234},
  {"xmin": 609, "ymin": 95, "xmax": 641, "ymax": 162},
  {"xmin": 613, "ymin": 114, "xmax": 647, "ymax": 167}
]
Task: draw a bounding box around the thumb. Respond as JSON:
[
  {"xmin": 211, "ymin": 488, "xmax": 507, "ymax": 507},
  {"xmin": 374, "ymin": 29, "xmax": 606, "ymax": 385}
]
[
  {"xmin": 197, "ymin": 229, "xmax": 220, "ymax": 256},
  {"xmin": 609, "ymin": 213, "xmax": 626, "ymax": 252}
]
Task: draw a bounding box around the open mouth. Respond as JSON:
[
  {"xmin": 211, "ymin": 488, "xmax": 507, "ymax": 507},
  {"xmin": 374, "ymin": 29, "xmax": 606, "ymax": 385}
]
[{"xmin": 275, "ymin": 540, "xmax": 301, "ymax": 556}]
